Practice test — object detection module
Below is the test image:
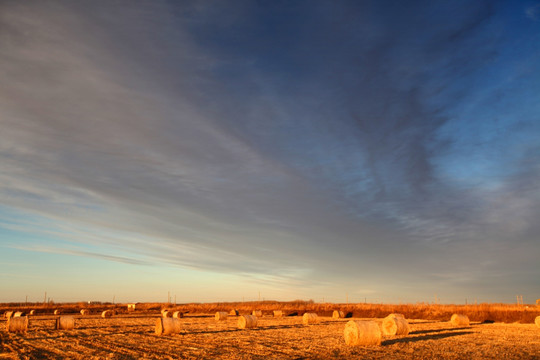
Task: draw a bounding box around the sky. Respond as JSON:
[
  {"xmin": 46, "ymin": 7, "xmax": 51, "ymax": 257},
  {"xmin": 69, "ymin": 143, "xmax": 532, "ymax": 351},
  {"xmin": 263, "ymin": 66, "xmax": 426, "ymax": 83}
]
[{"xmin": 0, "ymin": 0, "xmax": 539, "ymax": 304}]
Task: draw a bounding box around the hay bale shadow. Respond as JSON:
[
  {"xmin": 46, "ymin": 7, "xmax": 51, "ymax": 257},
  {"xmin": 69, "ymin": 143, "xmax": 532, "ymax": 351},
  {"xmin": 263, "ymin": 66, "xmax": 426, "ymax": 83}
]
[
  {"xmin": 409, "ymin": 327, "xmax": 470, "ymax": 335},
  {"xmin": 383, "ymin": 331, "xmax": 473, "ymax": 345}
]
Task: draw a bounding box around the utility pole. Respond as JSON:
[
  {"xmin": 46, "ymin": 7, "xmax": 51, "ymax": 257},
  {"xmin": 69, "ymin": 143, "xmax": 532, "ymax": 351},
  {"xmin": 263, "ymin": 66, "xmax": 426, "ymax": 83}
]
[
  {"xmin": 44, "ymin": 291, "xmax": 47, "ymax": 305},
  {"xmin": 258, "ymin": 291, "xmax": 261, "ymax": 302}
]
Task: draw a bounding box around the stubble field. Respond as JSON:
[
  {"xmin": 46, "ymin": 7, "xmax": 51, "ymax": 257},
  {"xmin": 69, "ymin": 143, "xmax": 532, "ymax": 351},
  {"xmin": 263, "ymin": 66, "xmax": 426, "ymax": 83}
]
[{"xmin": 1, "ymin": 312, "xmax": 539, "ymax": 359}]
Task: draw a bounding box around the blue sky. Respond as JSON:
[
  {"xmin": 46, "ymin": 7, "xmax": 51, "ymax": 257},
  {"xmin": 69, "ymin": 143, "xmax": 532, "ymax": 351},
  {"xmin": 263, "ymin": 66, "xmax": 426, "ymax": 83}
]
[{"xmin": 0, "ymin": 0, "xmax": 539, "ymax": 304}]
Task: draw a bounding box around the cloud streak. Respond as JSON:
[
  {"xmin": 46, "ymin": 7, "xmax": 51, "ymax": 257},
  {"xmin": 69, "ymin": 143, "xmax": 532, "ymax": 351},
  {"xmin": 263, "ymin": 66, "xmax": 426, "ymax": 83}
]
[{"xmin": 1, "ymin": 0, "xmax": 539, "ymax": 302}]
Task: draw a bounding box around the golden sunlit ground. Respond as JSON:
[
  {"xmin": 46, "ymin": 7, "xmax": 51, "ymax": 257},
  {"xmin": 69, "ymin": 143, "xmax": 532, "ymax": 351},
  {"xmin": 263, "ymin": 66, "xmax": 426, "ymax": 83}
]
[{"xmin": 1, "ymin": 313, "xmax": 539, "ymax": 359}]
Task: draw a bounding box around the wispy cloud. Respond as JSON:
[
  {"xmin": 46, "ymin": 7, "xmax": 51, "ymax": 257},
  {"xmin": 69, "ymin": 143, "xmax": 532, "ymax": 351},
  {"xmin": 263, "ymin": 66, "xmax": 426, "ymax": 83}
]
[
  {"xmin": 526, "ymin": 4, "xmax": 540, "ymax": 20},
  {"xmin": 10, "ymin": 245, "xmax": 153, "ymax": 267},
  {"xmin": 1, "ymin": 0, "xmax": 539, "ymax": 302}
]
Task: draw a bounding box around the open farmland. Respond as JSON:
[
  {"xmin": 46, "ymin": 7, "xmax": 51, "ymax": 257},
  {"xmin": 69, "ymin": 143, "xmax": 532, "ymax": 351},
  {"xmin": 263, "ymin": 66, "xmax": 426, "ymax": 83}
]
[{"xmin": 1, "ymin": 306, "xmax": 539, "ymax": 359}]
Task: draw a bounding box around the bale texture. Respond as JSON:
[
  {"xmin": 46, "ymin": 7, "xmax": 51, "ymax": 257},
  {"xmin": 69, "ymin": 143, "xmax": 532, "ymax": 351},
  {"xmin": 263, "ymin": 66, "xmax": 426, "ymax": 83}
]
[
  {"xmin": 14, "ymin": 311, "xmax": 25, "ymax": 317},
  {"xmin": 162, "ymin": 310, "xmax": 173, "ymax": 318},
  {"xmin": 29, "ymin": 310, "xmax": 35, "ymax": 315},
  {"xmin": 101, "ymin": 310, "xmax": 113, "ymax": 318},
  {"xmin": 387, "ymin": 313, "xmax": 405, "ymax": 319},
  {"xmin": 252, "ymin": 310, "xmax": 262, "ymax": 317},
  {"xmin": 303, "ymin": 313, "xmax": 319, "ymax": 325},
  {"xmin": 80, "ymin": 309, "xmax": 90, "ymax": 315},
  {"xmin": 4, "ymin": 311, "xmax": 13, "ymax": 319},
  {"xmin": 7, "ymin": 316, "xmax": 28, "ymax": 333},
  {"xmin": 333, "ymin": 310, "xmax": 345, "ymax": 319},
  {"xmin": 238, "ymin": 315, "xmax": 257, "ymax": 329},
  {"xmin": 173, "ymin": 311, "xmax": 183, "ymax": 318},
  {"xmin": 273, "ymin": 310, "xmax": 283, "ymax": 318},
  {"xmin": 450, "ymin": 314, "xmax": 470, "ymax": 326},
  {"xmin": 54, "ymin": 309, "xmax": 61, "ymax": 315},
  {"xmin": 215, "ymin": 312, "xmax": 228, "ymax": 321},
  {"xmin": 382, "ymin": 315, "xmax": 409, "ymax": 335},
  {"xmin": 55, "ymin": 316, "xmax": 75, "ymax": 330},
  {"xmin": 229, "ymin": 309, "xmax": 239, "ymax": 316},
  {"xmin": 344, "ymin": 320, "xmax": 381, "ymax": 346},
  {"xmin": 535, "ymin": 316, "xmax": 540, "ymax": 328},
  {"xmin": 155, "ymin": 318, "xmax": 181, "ymax": 336}
]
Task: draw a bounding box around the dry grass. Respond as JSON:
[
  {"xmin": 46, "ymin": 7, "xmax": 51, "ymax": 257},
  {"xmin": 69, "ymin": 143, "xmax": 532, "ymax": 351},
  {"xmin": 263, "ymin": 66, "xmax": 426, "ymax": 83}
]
[
  {"xmin": 134, "ymin": 301, "xmax": 540, "ymax": 324},
  {"xmin": 2, "ymin": 301, "xmax": 539, "ymax": 324},
  {"xmin": 1, "ymin": 313, "xmax": 538, "ymax": 359}
]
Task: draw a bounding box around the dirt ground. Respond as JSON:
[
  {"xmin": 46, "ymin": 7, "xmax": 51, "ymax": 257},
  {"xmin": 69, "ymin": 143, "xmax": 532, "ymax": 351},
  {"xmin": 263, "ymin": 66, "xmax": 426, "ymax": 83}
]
[{"xmin": 1, "ymin": 314, "xmax": 539, "ymax": 359}]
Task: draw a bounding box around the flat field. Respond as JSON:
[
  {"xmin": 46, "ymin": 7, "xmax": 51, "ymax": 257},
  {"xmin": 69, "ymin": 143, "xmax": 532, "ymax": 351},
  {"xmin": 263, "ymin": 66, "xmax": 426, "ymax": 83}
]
[{"xmin": 1, "ymin": 313, "xmax": 539, "ymax": 359}]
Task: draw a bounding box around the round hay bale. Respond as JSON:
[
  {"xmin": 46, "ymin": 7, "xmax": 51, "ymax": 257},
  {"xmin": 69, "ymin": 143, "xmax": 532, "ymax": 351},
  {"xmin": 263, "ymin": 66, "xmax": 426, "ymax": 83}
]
[
  {"xmin": 29, "ymin": 310, "xmax": 36, "ymax": 316},
  {"xmin": 55, "ymin": 316, "xmax": 75, "ymax": 330},
  {"xmin": 80, "ymin": 309, "xmax": 90, "ymax": 316},
  {"xmin": 333, "ymin": 310, "xmax": 345, "ymax": 319},
  {"xmin": 155, "ymin": 317, "xmax": 181, "ymax": 336},
  {"xmin": 238, "ymin": 315, "xmax": 257, "ymax": 329},
  {"xmin": 53, "ymin": 309, "xmax": 61, "ymax": 315},
  {"xmin": 382, "ymin": 315, "xmax": 409, "ymax": 335},
  {"xmin": 450, "ymin": 314, "xmax": 470, "ymax": 326},
  {"xmin": 4, "ymin": 311, "xmax": 14, "ymax": 319},
  {"xmin": 7, "ymin": 316, "xmax": 28, "ymax": 333},
  {"xmin": 273, "ymin": 310, "xmax": 283, "ymax": 318},
  {"xmin": 173, "ymin": 311, "xmax": 183, "ymax": 319},
  {"xmin": 302, "ymin": 313, "xmax": 319, "ymax": 325},
  {"xmin": 535, "ymin": 316, "xmax": 540, "ymax": 328},
  {"xmin": 387, "ymin": 313, "xmax": 405, "ymax": 319},
  {"xmin": 13, "ymin": 311, "xmax": 25, "ymax": 317},
  {"xmin": 101, "ymin": 310, "xmax": 113, "ymax": 318},
  {"xmin": 229, "ymin": 309, "xmax": 239, "ymax": 316},
  {"xmin": 344, "ymin": 320, "xmax": 381, "ymax": 346},
  {"xmin": 162, "ymin": 310, "xmax": 173, "ymax": 318},
  {"xmin": 252, "ymin": 310, "xmax": 262, "ymax": 317},
  {"xmin": 215, "ymin": 312, "xmax": 228, "ymax": 321}
]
